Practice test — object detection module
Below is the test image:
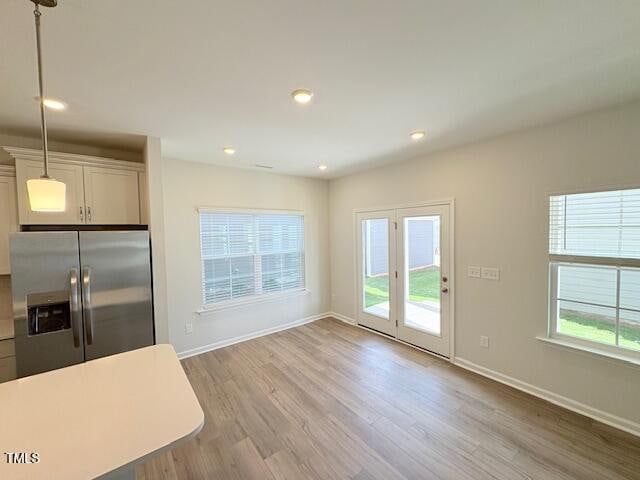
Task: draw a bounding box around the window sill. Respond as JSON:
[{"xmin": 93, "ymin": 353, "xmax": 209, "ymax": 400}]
[
  {"xmin": 196, "ymin": 288, "xmax": 310, "ymax": 315},
  {"xmin": 536, "ymin": 336, "xmax": 640, "ymax": 368}
]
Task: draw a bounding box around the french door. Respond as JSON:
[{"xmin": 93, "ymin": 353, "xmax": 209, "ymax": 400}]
[
  {"xmin": 356, "ymin": 210, "xmax": 397, "ymax": 336},
  {"xmin": 356, "ymin": 204, "xmax": 452, "ymax": 357}
]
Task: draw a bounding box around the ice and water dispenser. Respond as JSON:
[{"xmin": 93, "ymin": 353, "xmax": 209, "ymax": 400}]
[{"xmin": 26, "ymin": 291, "xmax": 71, "ymax": 336}]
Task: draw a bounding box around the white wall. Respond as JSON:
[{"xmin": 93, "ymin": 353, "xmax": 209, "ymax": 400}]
[
  {"xmin": 144, "ymin": 137, "xmax": 170, "ymax": 344},
  {"xmin": 329, "ymin": 101, "xmax": 640, "ymax": 427},
  {"xmin": 159, "ymin": 158, "xmax": 330, "ymax": 356}
]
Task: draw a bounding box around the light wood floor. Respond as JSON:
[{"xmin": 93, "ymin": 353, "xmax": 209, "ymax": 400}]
[{"xmin": 138, "ymin": 317, "xmax": 640, "ymax": 480}]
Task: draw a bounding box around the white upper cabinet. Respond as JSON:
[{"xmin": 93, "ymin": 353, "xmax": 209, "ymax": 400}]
[
  {"xmin": 83, "ymin": 166, "xmax": 140, "ymax": 225},
  {"xmin": 0, "ymin": 168, "xmax": 19, "ymax": 274},
  {"xmin": 16, "ymin": 160, "xmax": 85, "ymax": 225},
  {"xmin": 4, "ymin": 147, "xmax": 145, "ymax": 226}
]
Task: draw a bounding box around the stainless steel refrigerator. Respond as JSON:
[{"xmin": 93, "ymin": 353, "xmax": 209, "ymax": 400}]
[{"xmin": 10, "ymin": 231, "xmax": 155, "ymax": 378}]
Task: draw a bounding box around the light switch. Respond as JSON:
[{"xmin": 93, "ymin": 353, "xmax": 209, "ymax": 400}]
[
  {"xmin": 481, "ymin": 267, "xmax": 500, "ymax": 281},
  {"xmin": 468, "ymin": 266, "xmax": 482, "ymax": 278}
]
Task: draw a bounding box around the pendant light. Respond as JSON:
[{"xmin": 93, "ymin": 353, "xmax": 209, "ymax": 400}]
[{"xmin": 26, "ymin": 0, "xmax": 66, "ymax": 212}]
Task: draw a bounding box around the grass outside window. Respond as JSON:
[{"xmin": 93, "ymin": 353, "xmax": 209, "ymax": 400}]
[
  {"xmin": 364, "ymin": 266, "xmax": 441, "ymax": 308},
  {"xmin": 558, "ymin": 311, "xmax": 640, "ymax": 351}
]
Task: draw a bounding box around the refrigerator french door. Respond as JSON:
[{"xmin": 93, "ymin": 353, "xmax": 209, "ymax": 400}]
[{"xmin": 11, "ymin": 231, "xmax": 154, "ymax": 378}]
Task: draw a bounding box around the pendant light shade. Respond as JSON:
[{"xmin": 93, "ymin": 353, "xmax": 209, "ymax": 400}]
[
  {"xmin": 27, "ymin": 177, "xmax": 66, "ymax": 212},
  {"xmin": 27, "ymin": 0, "xmax": 66, "ymax": 213}
]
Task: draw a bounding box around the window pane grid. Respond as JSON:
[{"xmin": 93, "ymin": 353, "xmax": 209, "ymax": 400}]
[
  {"xmin": 200, "ymin": 212, "xmax": 304, "ymax": 304},
  {"xmin": 555, "ymin": 298, "xmax": 617, "ymax": 310}
]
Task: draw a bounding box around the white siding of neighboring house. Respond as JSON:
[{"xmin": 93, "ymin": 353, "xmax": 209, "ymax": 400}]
[
  {"xmin": 559, "ymin": 266, "xmax": 640, "ymax": 325},
  {"xmin": 365, "ymin": 219, "xmax": 389, "ymax": 276},
  {"xmin": 407, "ymin": 219, "xmax": 434, "ymax": 269},
  {"xmin": 365, "ymin": 218, "xmax": 440, "ymax": 276}
]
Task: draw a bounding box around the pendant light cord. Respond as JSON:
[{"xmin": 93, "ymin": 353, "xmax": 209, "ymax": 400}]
[{"xmin": 33, "ymin": 3, "xmax": 50, "ymax": 179}]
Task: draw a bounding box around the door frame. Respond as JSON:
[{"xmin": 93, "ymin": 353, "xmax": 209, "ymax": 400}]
[{"xmin": 352, "ymin": 199, "xmax": 456, "ymax": 361}]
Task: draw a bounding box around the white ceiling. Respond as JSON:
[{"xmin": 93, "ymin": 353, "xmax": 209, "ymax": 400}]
[{"xmin": 1, "ymin": 0, "xmax": 640, "ymax": 178}]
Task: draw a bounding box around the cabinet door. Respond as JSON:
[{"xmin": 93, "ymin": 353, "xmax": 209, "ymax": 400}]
[
  {"xmin": 0, "ymin": 176, "xmax": 18, "ymax": 274},
  {"xmin": 83, "ymin": 166, "xmax": 140, "ymax": 224},
  {"xmin": 15, "ymin": 160, "xmax": 85, "ymax": 225}
]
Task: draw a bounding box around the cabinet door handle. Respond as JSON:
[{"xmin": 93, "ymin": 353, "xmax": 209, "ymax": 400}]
[
  {"xmin": 79, "ymin": 206, "xmax": 84, "ymax": 222},
  {"xmin": 87, "ymin": 206, "xmax": 92, "ymax": 222}
]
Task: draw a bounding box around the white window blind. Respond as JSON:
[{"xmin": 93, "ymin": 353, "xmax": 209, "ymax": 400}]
[
  {"xmin": 549, "ymin": 188, "xmax": 640, "ymax": 259},
  {"xmin": 200, "ymin": 211, "xmax": 304, "ymax": 305}
]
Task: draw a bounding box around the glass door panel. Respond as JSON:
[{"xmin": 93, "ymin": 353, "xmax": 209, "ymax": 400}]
[
  {"xmin": 363, "ymin": 218, "xmax": 390, "ymax": 319},
  {"xmin": 403, "ymin": 215, "xmax": 441, "ymax": 335}
]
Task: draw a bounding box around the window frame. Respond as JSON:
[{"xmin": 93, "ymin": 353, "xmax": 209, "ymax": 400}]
[
  {"xmin": 197, "ymin": 207, "xmax": 307, "ymax": 313},
  {"xmin": 547, "ymin": 187, "xmax": 640, "ymax": 361}
]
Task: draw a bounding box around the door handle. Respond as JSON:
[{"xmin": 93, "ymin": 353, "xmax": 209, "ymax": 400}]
[
  {"xmin": 87, "ymin": 206, "xmax": 92, "ymax": 222},
  {"xmin": 79, "ymin": 206, "xmax": 84, "ymax": 222},
  {"xmin": 441, "ymin": 287, "xmax": 449, "ymax": 293},
  {"xmin": 82, "ymin": 266, "xmax": 94, "ymax": 345},
  {"xmin": 69, "ymin": 269, "xmax": 80, "ymax": 348}
]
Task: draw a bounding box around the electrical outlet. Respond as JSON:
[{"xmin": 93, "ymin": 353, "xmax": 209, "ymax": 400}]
[
  {"xmin": 480, "ymin": 336, "xmax": 489, "ymax": 348},
  {"xmin": 468, "ymin": 266, "xmax": 482, "ymax": 278},
  {"xmin": 481, "ymin": 267, "xmax": 500, "ymax": 281},
  {"xmin": 185, "ymin": 323, "xmax": 194, "ymax": 335}
]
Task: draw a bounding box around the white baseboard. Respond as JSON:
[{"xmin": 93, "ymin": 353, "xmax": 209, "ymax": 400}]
[
  {"xmin": 454, "ymin": 357, "xmax": 640, "ymax": 438},
  {"xmin": 177, "ymin": 312, "xmax": 331, "ymax": 359},
  {"xmin": 328, "ymin": 311, "xmax": 357, "ymax": 325}
]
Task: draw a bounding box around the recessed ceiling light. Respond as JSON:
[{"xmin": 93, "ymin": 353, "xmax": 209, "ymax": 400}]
[
  {"xmin": 292, "ymin": 89, "xmax": 313, "ymax": 104},
  {"xmin": 223, "ymin": 147, "xmax": 236, "ymax": 155},
  {"xmin": 318, "ymin": 165, "xmax": 328, "ymax": 171},
  {"xmin": 35, "ymin": 97, "xmax": 67, "ymax": 111},
  {"xmin": 410, "ymin": 131, "xmax": 426, "ymax": 141}
]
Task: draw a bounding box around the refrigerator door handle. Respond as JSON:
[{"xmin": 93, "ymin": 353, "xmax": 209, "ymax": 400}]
[
  {"xmin": 69, "ymin": 269, "xmax": 81, "ymax": 348},
  {"xmin": 82, "ymin": 267, "xmax": 94, "ymax": 345}
]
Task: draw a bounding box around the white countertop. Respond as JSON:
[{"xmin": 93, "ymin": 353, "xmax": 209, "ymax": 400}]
[{"xmin": 0, "ymin": 344, "xmax": 204, "ymax": 480}]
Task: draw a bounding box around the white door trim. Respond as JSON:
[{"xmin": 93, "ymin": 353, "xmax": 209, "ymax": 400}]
[
  {"xmin": 353, "ymin": 198, "xmax": 456, "ymax": 214},
  {"xmin": 352, "ymin": 199, "xmax": 455, "ymax": 361}
]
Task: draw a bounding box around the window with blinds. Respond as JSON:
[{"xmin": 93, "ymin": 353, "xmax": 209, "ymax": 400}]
[
  {"xmin": 200, "ymin": 211, "xmax": 305, "ymax": 305},
  {"xmin": 548, "ymin": 188, "xmax": 640, "ymax": 355},
  {"xmin": 549, "ymin": 189, "xmax": 640, "ymax": 259}
]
